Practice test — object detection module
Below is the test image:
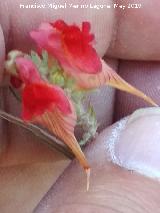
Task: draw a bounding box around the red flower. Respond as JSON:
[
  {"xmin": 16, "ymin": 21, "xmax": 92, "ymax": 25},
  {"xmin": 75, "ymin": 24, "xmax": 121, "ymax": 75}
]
[
  {"xmin": 13, "ymin": 56, "xmax": 89, "ymax": 175},
  {"xmin": 13, "ymin": 57, "xmax": 71, "ymax": 120},
  {"xmin": 30, "ymin": 20, "xmax": 102, "ymax": 75}
]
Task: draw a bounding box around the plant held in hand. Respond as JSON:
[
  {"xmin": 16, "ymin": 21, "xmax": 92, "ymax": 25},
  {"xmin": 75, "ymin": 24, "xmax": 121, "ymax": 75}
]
[{"xmin": 4, "ymin": 20, "xmax": 157, "ymax": 190}]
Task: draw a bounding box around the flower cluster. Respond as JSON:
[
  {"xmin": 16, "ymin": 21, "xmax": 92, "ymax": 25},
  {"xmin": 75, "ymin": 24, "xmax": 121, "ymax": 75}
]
[{"xmin": 5, "ymin": 20, "xmax": 157, "ymax": 184}]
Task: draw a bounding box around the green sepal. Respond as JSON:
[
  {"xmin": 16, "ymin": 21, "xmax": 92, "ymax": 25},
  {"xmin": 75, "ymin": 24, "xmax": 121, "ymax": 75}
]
[{"xmin": 30, "ymin": 50, "xmax": 49, "ymax": 76}]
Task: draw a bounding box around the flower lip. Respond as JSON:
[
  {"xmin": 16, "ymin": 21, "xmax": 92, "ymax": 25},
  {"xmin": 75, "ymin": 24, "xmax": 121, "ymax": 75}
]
[
  {"xmin": 51, "ymin": 19, "xmax": 68, "ymax": 32},
  {"xmin": 22, "ymin": 83, "xmax": 72, "ymax": 121},
  {"xmin": 52, "ymin": 20, "xmax": 94, "ymax": 43},
  {"xmin": 52, "ymin": 20, "xmax": 102, "ymax": 74}
]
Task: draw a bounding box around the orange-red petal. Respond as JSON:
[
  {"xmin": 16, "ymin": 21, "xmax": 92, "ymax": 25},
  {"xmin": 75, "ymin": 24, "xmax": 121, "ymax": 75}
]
[
  {"xmin": 33, "ymin": 100, "xmax": 90, "ymax": 188},
  {"xmin": 22, "ymin": 83, "xmax": 71, "ymax": 121}
]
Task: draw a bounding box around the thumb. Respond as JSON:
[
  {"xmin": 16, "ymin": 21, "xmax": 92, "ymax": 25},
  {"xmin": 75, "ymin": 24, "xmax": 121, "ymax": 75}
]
[
  {"xmin": 108, "ymin": 107, "xmax": 160, "ymax": 178},
  {"xmin": 35, "ymin": 107, "xmax": 160, "ymax": 212}
]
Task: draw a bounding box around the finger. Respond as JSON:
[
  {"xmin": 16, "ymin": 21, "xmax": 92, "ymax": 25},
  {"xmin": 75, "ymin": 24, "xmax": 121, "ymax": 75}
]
[
  {"xmin": 107, "ymin": 0, "xmax": 160, "ymax": 60},
  {"xmin": 35, "ymin": 109, "xmax": 160, "ymax": 212},
  {"xmin": 0, "ymin": 162, "xmax": 70, "ymax": 213},
  {"xmin": 1, "ymin": 0, "xmax": 160, "ymax": 60},
  {"xmin": 114, "ymin": 60, "xmax": 160, "ymax": 121}
]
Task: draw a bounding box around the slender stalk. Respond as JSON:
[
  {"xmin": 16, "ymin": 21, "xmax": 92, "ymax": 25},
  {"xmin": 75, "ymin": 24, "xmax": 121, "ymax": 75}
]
[{"xmin": 0, "ymin": 109, "xmax": 74, "ymax": 159}]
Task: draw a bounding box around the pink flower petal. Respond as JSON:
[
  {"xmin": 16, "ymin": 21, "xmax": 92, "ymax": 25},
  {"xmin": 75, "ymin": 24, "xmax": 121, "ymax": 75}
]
[{"xmin": 15, "ymin": 57, "xmax": 41, "ymax": 84}]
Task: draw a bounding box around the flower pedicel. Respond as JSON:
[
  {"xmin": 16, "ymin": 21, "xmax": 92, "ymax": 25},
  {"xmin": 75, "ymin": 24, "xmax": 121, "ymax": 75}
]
[{"xmin": 5, "ymin": 20, "xmax": 158, "ymax": 190}]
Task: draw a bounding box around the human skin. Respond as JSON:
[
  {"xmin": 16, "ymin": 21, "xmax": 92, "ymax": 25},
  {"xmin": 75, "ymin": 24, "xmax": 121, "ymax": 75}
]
[{"xmin": 0, "ymin": 0, "xmax": 160, "ymax": 212}]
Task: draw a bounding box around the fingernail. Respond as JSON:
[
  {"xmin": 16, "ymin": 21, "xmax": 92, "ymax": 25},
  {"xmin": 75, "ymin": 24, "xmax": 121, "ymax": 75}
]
[{"xmin": 107, "ymin": 107, "xmax": 160, "ymax": 179}]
